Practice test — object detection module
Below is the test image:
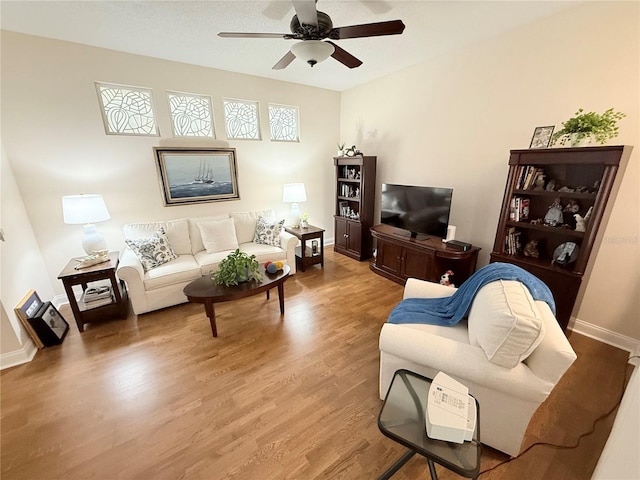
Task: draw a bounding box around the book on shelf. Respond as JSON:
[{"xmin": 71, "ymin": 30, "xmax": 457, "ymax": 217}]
[
  {"xmin": 509, "ymin": 197, "xmax": 530, "ymax": 222},
  {"xmin": 82, "ymin": 295, "xmax": 114, "ymax": 309},
  {"xmin": 516, "ymin": 166, "xmax": 544, "ymax": 190},
  {"xmin": 82, "ymin": 286, "xmax": 114, "ymax": 309},
  {"xmin": 84, "ymin": 285, "xmax": 111, "ymax": 302},
  {"xmin": 505, "ymin": 227, "xmax": 522, "ymax": 255}
]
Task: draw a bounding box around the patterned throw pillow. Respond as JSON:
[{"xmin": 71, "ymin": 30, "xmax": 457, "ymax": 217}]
[
  {"xmin": 125, "ymin": 227, "xmax": 178, "ymax": 272},
  {"xmin": 253, "ymin": 217, "xmax": 285, "ymax": 247}
]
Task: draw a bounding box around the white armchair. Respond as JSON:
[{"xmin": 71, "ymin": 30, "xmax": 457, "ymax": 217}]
[{"xmin": 379, "ymin": 278, "xmax": 577, "ymax": 457}]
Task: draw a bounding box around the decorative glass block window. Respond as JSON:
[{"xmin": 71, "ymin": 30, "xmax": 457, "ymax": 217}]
[
  {"xmin": 167, "ymin": 91, "xmax": 215, "ymax": 138},
  {"xmin": 223, "ymin": 99, "xmax": 261, "ymax": 140},
  {"xmin": 95, "ymin": 82, "xmax": 158, "ymax": 136},
  {"xmin": 268, "ymin": 104, "xmax": 300, "ymax": 142}
]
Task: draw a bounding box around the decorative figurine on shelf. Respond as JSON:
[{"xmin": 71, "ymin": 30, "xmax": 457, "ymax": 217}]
[
  {"xmin": 354, "ymin": 187, "xmax": 360, "ymax": 198},
  {"xmin": 583, "ymin": 206, "xmax": 593, "ymax": 224},
  {"xmin": 544, "ymin": 198, "xmax": 564, "ymax": 226},
  {"xmin": 345, "ymin": 145, "xmax": 362, "ymax": 157},
  {"xmin": 545, "ymin": 179, "xmax": 556, "ymax": 191},
  {"xmin": 300, "ymin": 212, "xmax": 310, "ymax": 229},
  {"xmin": 533, "ymin": 174, "xmax": 546, "ymax": 190},
  {"xmin": 574, "ymin": 214, "xmax": 586, "ymax": 232},
  {"xmin": 563, "ymin": 200, "xmax": 580, "ymax": 214},
  {"xmin": 439, "ymin": 270, "xmax": 455, "ymax": 288},
  {"xmin": 523, "ymin": 240, "xmax": 540, "ymax": 258}
]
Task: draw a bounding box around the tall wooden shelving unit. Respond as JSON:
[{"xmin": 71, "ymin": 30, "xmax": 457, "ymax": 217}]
[
  {"xmin": 490, "ymin": 145, "xmax": 632, "ymax": 330},
  {"xmin": 333, "ymin": 155, "xmax": 376, "ymax": 260}
]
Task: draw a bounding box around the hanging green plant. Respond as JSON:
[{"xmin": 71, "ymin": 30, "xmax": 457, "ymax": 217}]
[
  {"xmin": 551, "ymin": 108, "xmax": 625, "ymax": 146},
  {"xmin": 211, "ymin": 249, "xmax": 261, "ymax": 286}
]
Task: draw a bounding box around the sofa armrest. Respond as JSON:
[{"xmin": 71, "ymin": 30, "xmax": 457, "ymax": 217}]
[
  {"xmin": 380, "ymin": 323, "xmax": 552, "ymax": 402},
  {"xmin": 117, "ymin": 248, "xmax": 145, "ymax": 289},
  {"xmin": 279, "ymin": 230, "xmax": 298, "ymax": 274},
  {"xmin": 524, "ymin": 301, "xmax": 577, "ymax": 384},
  {"xmin": 404, "ymin": 278, "xmax": 457, "ymax": 300}
]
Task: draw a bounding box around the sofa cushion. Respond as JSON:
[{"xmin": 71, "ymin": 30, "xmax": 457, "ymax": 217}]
[
  {"xmin": 195, "ymin": 249, "xmax": 239, "ymax": 276},
  {"xmin": 188, "ymin": 215, "xmax": 230, "ymax": 253},
  {"xmin": 468, "ymin": 280, "xmax": 545, "ymax": 369},
  {"xmin": 254, "ymin": 216, "xmax": 285, "ymax": 247},
  {"xmin": 124, "ymin": 227, "xmax": 178, "ymax": 272},
  {"xmin": 198, "ymin": 218, "xmax": 239, "ymax": 254},
  {"xmin": 230, "ymin": 210, "xmax": 275, "ymax": 244},
  {"xmin": 142, "ymin": 255, "xmax": 201, "ymax": 291},
  {"xmin": 124, "ymin": 218, "xmax": 191, "ymax": 255},
  {"xmin": 239, "ymin": 242, "xmax": 287, "ymax": 263}
]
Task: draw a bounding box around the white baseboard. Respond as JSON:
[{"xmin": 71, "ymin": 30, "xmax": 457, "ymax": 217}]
[
  {"xmin": 569, "ymin": 317, "xmax": 640, "ymax": 362},
  {"xmin": 52, "ymin": 293, "xmax": 70, "ymax": 308},
  {"xmin": 0, "ymin": 338, "xmax": 38, "ymax": 370}
]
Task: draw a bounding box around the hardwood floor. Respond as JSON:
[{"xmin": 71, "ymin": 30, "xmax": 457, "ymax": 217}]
[{"xmin": 1, "ymin": 248, "xmax": 632, "ymax": 480}]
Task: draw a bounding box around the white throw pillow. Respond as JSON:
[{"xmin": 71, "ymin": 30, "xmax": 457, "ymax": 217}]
[
  {"xmin": 253, "ymin": 216, "xmax": 285, "ymax": 247},
  {"xmin": 468, "ymin": 280, "xmax": 545, "ymax": 369},
  {"xmin": 230, "ymin": 210, "xmax": 277, "ymax": 244},
  {"xmin": 198, "ymin": 218, "xmax": 239, "ymax": 254},
  {"xmin": 124, "ymin": 227, "xmax": 178, "ymax": 272},
  {"xmin": 123, "ymin": 218, "xmax": 191, "ymax": 255}
]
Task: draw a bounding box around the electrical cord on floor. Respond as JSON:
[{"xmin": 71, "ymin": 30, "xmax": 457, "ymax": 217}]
[{"xmin": 477, "ymin": 355, "xmax": 639, "ymax": 477}]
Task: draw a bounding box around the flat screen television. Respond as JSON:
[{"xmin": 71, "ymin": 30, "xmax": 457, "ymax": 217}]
[{"xmin": 380, "ymin": 183, "xmax": 453, "ymax": 240}]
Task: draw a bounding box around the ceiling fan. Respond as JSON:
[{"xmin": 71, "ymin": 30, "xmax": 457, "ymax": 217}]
[{"xmin": 218, "ymin": 0, "xmax": 405, "ymax": 70}]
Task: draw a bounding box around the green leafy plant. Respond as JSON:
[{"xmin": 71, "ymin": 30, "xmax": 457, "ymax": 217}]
[
  {"xmin": 211, "ymin": 249, "xmax": 261, "ymax": 286},
  {"xmin": 301, "ymin": 212, "xmax": 310, "ymax": 222},
  {"xmin": 551, "ymin": 108, "xmax": 625, "ymax": 146},
  {"xmin": 337, "ymin": 142, "xmax": 345, "ymax": 151}
]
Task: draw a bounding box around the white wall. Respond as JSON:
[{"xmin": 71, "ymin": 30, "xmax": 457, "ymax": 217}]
[
  {"xmin": 340, "ymin": 2, "xmax": 639, "ymax": 340},
  {"xmin": 0, "ymin": 143, "xmax": 54, "ymax": 367},
  {"xmin": 1, "ymin": 32, "xmax": 341, "ymax": 302}
]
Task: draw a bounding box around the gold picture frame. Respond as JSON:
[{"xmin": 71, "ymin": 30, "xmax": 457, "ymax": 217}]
[{"xmin": 154, "ymin": 147, "xmax": 240, "ymax": 206}]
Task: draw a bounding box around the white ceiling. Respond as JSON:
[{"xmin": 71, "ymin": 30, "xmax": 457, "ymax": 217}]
[{"xmin": 1, "ymin": 1, "xmax": 578, "ymax": 92}]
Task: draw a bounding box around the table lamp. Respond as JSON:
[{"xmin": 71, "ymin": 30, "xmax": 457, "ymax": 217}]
[
  {"xmin": 282, "ymin": 183, "xmax": 307, "ymax": 228},
  {"xmin": 62, "ymin": 194, "xmax": 111, "ymax": 255}
]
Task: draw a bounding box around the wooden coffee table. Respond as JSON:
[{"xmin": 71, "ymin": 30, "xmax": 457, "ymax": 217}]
[{"xmin": 183, "ymin": 264, "xmax": 290, "ymax": 337}]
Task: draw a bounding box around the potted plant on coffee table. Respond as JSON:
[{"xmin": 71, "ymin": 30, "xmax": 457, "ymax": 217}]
[
  {"xmin": 212, "ymin": 249, "xmax": 262, "ymax": 286},
  {"xmin": 551, "ymin": 108, "xmax": 625, "ymax": 147}
]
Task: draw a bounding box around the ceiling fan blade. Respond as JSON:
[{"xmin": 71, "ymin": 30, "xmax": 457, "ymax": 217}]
[
  {"xmin": 292, "ymin": 0, "xmax": 318, "ymax": 27},
  {"xmin": 218, "ymin": 32, "xmax": 290, "ymax": 39},
  {"xmin": 327, "ymin": 41, "xmax": 363, "ymax": 69},
  {"xmin": 272, "ymin": 50, "xmax": 296, "ymax": 70},
  {"xmin": 330, "ymin": 19, "xmax": 405, "ymax": 39},
  {"xmin": 262, "ymin": 1, "xmax": 292, "ymax": 20}
]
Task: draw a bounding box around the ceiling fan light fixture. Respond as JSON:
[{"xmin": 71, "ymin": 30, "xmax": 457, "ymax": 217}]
[{"xmin": 290, "ymin": 40, "xmax": 335, "ymax": 67}]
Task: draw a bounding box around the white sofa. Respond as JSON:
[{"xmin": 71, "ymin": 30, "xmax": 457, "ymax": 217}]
[
  {"xmin": 117, "ymin": 211, "xmax": 297, "ymax": 315},
  {"xmin": 379, "ymin": 278, "xmax": 577, "ymax": 457}
]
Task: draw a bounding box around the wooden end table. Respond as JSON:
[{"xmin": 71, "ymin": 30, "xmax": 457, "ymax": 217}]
[
  {"xmin": 183, "ymin": 264, "xmax": 290, "ymax": 337},
  {"xmin": 57, "ymin": 251, "xmax": 128, "ymax": 332},
  {"xmin": 284, "ymin": 224, "xmax": 325, "ymax": 272}
]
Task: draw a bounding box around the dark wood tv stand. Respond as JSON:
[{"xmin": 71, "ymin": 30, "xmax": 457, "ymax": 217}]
[{"xmin": 370, "ymin": 224, "xmax": 480, "ymax": 286}]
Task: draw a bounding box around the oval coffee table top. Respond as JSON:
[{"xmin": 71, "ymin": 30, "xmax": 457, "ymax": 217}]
[{"xmin": 183, "ymin": 264, "xmax": 290, "ymax": 302}]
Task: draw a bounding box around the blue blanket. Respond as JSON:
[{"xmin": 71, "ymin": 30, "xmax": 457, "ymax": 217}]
[{"xmin": 387, "ymin": 263, "xmax": 555, "ymax": 326}]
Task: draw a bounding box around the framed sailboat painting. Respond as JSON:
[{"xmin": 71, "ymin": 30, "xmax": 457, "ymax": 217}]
[{"xmin": 154, "ymin": 147, "xmax": 240, "ymax": 205}]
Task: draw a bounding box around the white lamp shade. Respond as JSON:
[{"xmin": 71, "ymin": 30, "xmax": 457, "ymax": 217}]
[
  {"xmin": 291, "ymin": 41, "xmax": 335, "ymax": 66},
  {"xmin": 282, "ymin": 183, "xmax": 307, "ymax": 203},
  {"xmin": 62, "ymin": 194, "xmax": 111, "ymax": 224}
]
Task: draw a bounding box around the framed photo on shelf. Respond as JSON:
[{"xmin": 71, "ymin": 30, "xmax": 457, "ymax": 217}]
[
  {"xmin": 529, "ymin": 126, "xmax": 555, "ymax": 149},
  {"xmin": 154, "ymin": 147, "xmax": 240, "ymax": 206}
]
